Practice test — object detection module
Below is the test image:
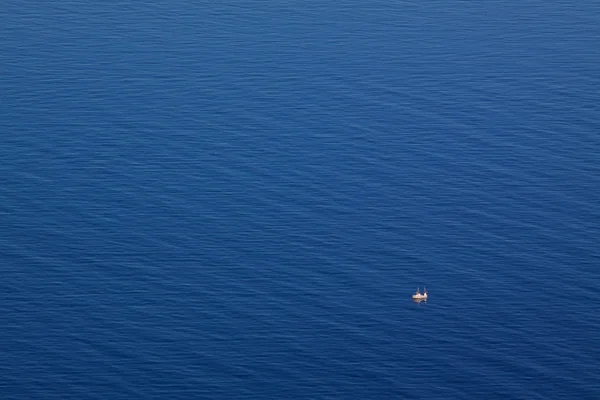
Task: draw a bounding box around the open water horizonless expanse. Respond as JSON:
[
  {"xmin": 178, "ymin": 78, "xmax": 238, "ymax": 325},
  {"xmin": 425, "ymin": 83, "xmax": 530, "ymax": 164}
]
[{"xmin": 1, "ymin": 1, "xmax": 599, "ymax": 399}]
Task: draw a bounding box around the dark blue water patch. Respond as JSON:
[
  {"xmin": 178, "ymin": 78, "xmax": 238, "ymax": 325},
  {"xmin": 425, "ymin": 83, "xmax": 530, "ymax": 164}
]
[{"xmin": 2, "ymin": 1, "xmax": 600, "ymax": 399}]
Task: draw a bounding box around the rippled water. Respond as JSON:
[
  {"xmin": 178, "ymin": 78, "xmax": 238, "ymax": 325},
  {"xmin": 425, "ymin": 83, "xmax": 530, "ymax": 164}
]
[{"xmin": 1, "ymin": 1, "xmax": 600, "ymax": 399}]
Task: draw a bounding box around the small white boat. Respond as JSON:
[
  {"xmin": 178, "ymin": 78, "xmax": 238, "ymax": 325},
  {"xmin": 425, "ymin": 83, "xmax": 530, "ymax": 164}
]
[{"xmin": 412, "ymin": 287, "xmax": 427, "ymax": 300}]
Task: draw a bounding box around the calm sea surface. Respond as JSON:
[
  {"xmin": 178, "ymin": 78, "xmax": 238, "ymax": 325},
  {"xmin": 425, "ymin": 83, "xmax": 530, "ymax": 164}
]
[{"xmin": 1, "ymin": 1, "xmax": 599, "ymax": 399}]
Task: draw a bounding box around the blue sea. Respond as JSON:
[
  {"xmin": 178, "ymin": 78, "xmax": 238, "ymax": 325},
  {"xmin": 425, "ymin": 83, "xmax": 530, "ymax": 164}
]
[{"xmin": 1, "ymin": 1, "xmax": 599, "ymax": 399}]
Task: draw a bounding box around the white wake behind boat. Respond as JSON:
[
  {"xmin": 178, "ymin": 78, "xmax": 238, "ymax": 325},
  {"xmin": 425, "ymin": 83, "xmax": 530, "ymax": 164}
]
[{"xmin": 412, "ymin": 287, "xmax": 427, "ymax": 300}]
